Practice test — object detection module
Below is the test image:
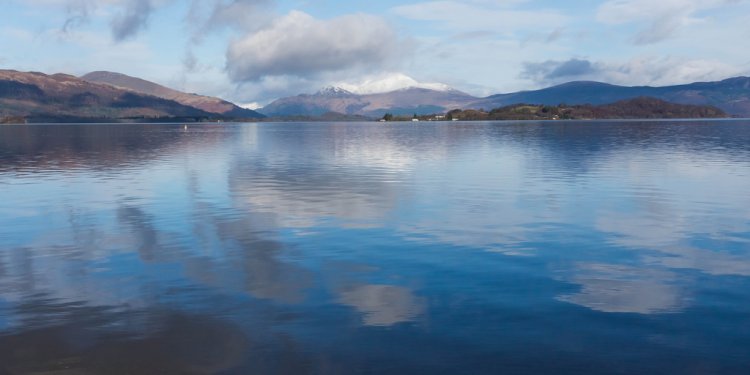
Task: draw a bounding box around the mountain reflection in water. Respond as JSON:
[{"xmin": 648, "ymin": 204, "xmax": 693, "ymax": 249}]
[{"xmin": 1, "ymin": 121, "xmax": 750, "ymax": 374}]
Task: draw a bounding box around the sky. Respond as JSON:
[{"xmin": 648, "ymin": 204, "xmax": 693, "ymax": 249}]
[{"xmin": 2, "ymin": 0, "xmax": 750, "ymax": 108}]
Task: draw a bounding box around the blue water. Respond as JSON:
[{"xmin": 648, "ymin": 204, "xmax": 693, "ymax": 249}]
[{"xmin": 1, "ymin": 121, "xmax": 749, "ymax": 374}]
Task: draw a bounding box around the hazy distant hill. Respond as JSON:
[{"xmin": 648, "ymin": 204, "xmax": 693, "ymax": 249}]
[
  {"xmin": 263, "ymin": 77, "xmax": 750, "ymax": 118},
  {"xmin": 82, "ymin": 71, "xmax": 263, "ymax": 118},
  {"xmin": 470, "ymin": 77, "xmax": 750, "ymax": 117},
  {"xmin": 260, "ymin": 86, "xmax": 477, "ymax": 117},
  {"xmin": 0, "ymin": 69, "xmax": 217, "ymax": 122}
]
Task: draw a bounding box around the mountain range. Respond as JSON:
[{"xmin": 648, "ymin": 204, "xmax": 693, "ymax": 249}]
[
  {"xmin": 260, "ymin": 86, "xmax": 476, "ymax": 118},
  {"xmin": 2, "ymin": 68, "xmax": 750, "ymax": 123},
  {"xmin": 0, "ymin": 70, "xmax": 263, "ymax": 122},
  {"xmin": 260, "ymin": 77, "xmax": 750, "ymax": 118},
  {"xmin": 472, "ymin": 78, "xmax": 750, "ymax": 117}
]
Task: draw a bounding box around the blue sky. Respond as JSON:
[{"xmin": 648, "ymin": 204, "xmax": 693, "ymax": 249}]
[{"xmin": 3, "ymin": 0, "xmax": 750, "ymax": 107}]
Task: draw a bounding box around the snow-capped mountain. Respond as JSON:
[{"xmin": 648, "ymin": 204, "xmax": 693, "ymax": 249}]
[{"xmin": 261, "ymin": 86, "xmax": 477, "ymax": 117}]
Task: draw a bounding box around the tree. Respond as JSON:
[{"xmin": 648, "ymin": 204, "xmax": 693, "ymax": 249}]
[
  {"xmin": 382, "ymin": 113, "xmax": 393, "ymax": 121},
  {"xmin": 447, "ymin": 109, "xmax": 462, "ymax": 120}
]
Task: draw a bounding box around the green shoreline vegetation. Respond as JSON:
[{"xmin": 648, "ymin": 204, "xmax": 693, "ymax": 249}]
[{"xmin": 381, "ymin": 97, "xmax": 728, "ymax": 122}]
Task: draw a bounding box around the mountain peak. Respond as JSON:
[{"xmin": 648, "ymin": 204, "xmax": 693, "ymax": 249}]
[
  {"xmin": 316, "ymin": 86, "xmax": 355, "ymax": 96},
  {"xmin": 82, "ymin": 71, "xmax": 129, "ymax": 79}
]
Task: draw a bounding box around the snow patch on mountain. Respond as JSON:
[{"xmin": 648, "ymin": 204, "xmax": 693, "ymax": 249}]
[
  {"xmin": 316, "ymin": 86, "xmax": 356, "ymax": 96},
  {"xmin": 334, "ymin": 73, "xmax": 454, "ymax": 95}
]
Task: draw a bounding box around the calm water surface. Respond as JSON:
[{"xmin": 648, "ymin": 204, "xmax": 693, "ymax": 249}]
[{"xmin": 1, "ymin": 121, "xmax": 750, "ymax": 374}]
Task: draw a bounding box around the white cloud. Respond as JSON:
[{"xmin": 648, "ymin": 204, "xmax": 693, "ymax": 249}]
[
  {"xmin": 186, "ymin": 0, "xmax": 275, "ymax": 43},
  {"xmin": 226, "ymin": 11, "xmax": 404, "ymax": 82},
  {"xmin": 228, "ymin": 75, "xmax": 320, "ymax": 105},
  {"xmin": 27, "ymin": 0, "xmax": 173, "ymax": 41},
  {"xmin": 596, "ymin": 0, "xmax": 746, "ymax": 44},
  {"xmin": 9, "ymin": 27, "xmax": 161, "ymax": 77},
  {"xmin": 240, "ymin": 102, "xmax": 263, "ymax": 110}
]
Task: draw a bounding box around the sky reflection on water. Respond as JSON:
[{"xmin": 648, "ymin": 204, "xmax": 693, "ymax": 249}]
[{"xmin": 1, "ymin": 121, "xmax": 750, "ymax": 374}]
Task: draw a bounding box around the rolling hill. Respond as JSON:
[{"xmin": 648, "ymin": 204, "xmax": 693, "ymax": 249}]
[
  {"xmin": 81, "ymin": 71, "xmax": 262, "ymax": 118},
  {"xmin": 0, "ymin": 69, "xmax": 263, "ymax": 122},
  {"xmin": 470, "ymin": 77, "xmax": 750, "ymax": 117},
  {"xmin": 0, "ymin": 69, "xmax": 218, "ymax": 122}
]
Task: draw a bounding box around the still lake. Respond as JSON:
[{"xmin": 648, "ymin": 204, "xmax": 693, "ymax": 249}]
[{"xmin": 1, "ymin": 121, "xmax": 750, "ymax": 374}]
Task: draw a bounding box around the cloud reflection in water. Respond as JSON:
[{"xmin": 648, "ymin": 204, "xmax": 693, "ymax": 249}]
[
  {"xmin": 1, "ymin": 122, "xmax": 750, "ymax": 373},
  {"xmin": 338, "ymin": 284, "xmax": 425, "ymax": 326},
  {"xmin": 557, "ymin": 263, "xmax": 687, "ymax": 314}
]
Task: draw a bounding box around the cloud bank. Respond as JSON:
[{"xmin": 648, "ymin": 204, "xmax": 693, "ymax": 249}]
[
  {"xmin": 522, "ymin": 57, "xmax": 745, "ymax": 87},
  {"xmin": 186, "ymin": 0, "xmax": 275, "ymax": 43},
  {"xmin": 56, "ymin": 0, "xmax": 163, "ymax": 41},
  {"xmin": 226, "ymin": 11, "xmax": 402, "ymax": 82},
  {"xmin": 596, "ymin": 0, "xmax": 745, "ymax": 44},
  {"xmin": 110, "ymin": 0, "xmax": 153, "ymax": 41}
]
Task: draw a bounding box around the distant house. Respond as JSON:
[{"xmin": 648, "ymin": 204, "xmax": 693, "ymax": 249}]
[{"xmin": 412, "ymin": 118, "xmax": 420, "ymax": 122}]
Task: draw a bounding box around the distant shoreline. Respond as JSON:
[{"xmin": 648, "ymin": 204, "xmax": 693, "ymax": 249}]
[
  {"xmin": 4, "ymin": 97, "xmax": 729, "ymax": 125},
  {"xmin": 3, "ymin": 98, "xmax": 732, "ymax": 125},
  {"xmin": 5, "ymin": 118, "xmax": 750, "ymax": 126}
]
